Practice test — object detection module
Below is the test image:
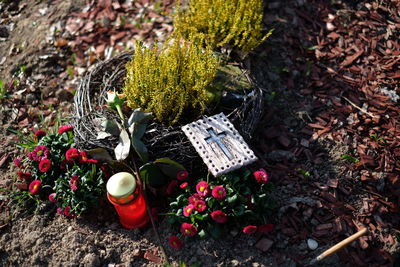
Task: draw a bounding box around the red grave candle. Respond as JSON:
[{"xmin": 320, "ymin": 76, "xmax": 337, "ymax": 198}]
[{"xmin": 106, "ymin": 172, "xmax": 149, "ymax": 229}]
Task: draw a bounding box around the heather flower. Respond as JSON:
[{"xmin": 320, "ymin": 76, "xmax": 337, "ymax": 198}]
[
  {"xmin": 176, "ymin": 170, "xmax": 189, "ymax": 181},
  {"xmin": 58, "ymin": 125, "xmax": 74, "ymax": 134},
  {"xmin": 14, "ymin": 158, "xmax": 22, "ymax": 168},
  {"xmin": 39, "ymin": 158, "xmax": 52, "ymax": 172},
  {"xmin": 196, "ymin": 181, "xmax": 210, "ymax": 197},
  {"xmin": 194, "ymin": 200, "xmax": 206, "ymax": 212},
  {"xmin": 258, "ymin": 224, "xmax": 274, "ymax": 233},
  {"xmin": 183, "ymin": 204, "xmax": 195, "ymax": 217},
  {"xmin": 180, "ymin": 223, "xmax": 198, "ymax": 237},
  {"xmin": 34, "ymin": 130, "xmax": 46, "ymax": 140},
  {"xmin": 29, "ymin": 180, "xmax": 42, "ymax": 195},
  {"xmin": 212, "ymin": 186, "xmax": 226, "ymax": 201},
  {"xmin": 17, "ymin": 171, "xmax": 32, "ymax": 181},
  {"xmin": 30, "ymin": 145, "xmax": 50, "ymax": 162},
  {"xmin": 180, "ymin": 182, "xmax": 188, "ymax": 189},
  {"xmin": 69, "ymin": 176, "xmax": 79, "ymax": 191},
  {"xmin": 243, "ymin": 225, "xmax": 257, "ymax": 234},
  {"xmin": 211, "ymin": 210, "xmax": 228, "ymax": 223},
  {"xmin": 65, "ymin": 148, "xmax": 79, "ymax": 162},
  {"xmin": 188, "ymin": 193, "xmax": 202, "ymax": 204},
  {"xmin": 49, "ymin": 193, "xmax": 57, "ymax": 203},
  {"xmin": 166, "ymin": 180, "xmax": 178, "ymax": 195},
  {"xmin": 254, "ymin": 168, "xmax": 268, "ymax": 184},
  {"xmin": 168, "ymin": 236, "xmax": 182, "ymax": 249}
]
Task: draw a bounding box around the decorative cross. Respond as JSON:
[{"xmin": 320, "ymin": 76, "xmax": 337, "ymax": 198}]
[{"xmin": 204, "ymin": 128, "xmax": 233, "ymax": 160}]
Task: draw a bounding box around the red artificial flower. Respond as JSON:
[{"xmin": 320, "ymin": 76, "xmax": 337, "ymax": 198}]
[
  {"xmin": 194, "ymin": 200, "xmax": 206, "ymax": 212},
  {"xmin": 69, "ymin": 176, "xmax": 79, "ymax": 191},
  {"xmin": 211, "ymin": 210, "xmax": 228, "ymax": 223},
  {"xmin": 243, "ymin": 225, "xmax": 258, "ymax": 234},
  {"xmin": 30, "ymin": 145, "xmax": 50, "ymax": 162},
  {"xmin": 34, "ymin": 130, "xmax": 46, "ymax": 140},
  {"xmin": 166, "ymin": 180, "xmax": 178, "ymax": 195},
  {"xmin": 58, "ymin": 125, "xmax": 74, "ymax": 134},
  {"xmin": 49, "ymin": 193, "xmax": 57, "ymax": 203},
  {"xmin": 29, "ymin": 180, "xmax": 42, "ymax": 195},
  {"xmin": 65, "ymin": 148, "xmax": 79, "ymax": 162},
  {"xmin": 212, "ymin": 186, "xmax": 226, "ymax": 201},
  {"xmin": 180, "ymin": 223, "xmax": 198, "ymax": 237},
  {"xmin": 196, "ymin": 181, "xmax": 210, "ymax": 197},
  {"xmin": 14, "ymin": 158, "xmax": 22, "ymax": 168},
  {"xmin": 176, "ymin": 170, "xmax": 189, "ymax": 181},
  {"xmin": 39, "ymin": 158, "xmax": 52, "ymax": 172},
  {"xmin": 188, "ymin": 193, "xmax": 202, "ymax": 204},
  {"xmin": 17, "ymin": 171, "xmax": 32, "ymax": 181},
  {"xmin": 168, "ymin": 236, "xmax": 182, "ymax": 249},
  {"xmin": 180, "ymin": 182, "xmax": 188, "ymax": 189},
  {"xmin": 183, "ymin": 204, "xmax": 195, "ymax": 217},
  {"xmin": 254, "ymin": 168, "xmax": 268, "ymax": 184},
  {"xmin": 258, "ymin": 224, "xmax": 274, "ymax": 233}
]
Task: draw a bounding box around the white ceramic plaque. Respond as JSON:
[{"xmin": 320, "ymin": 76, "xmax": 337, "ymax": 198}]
[{"xmin": 181, "ymin": 113, "xmax": 257, "ymax": 176}]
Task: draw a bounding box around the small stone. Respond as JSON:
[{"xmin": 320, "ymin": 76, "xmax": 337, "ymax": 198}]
[
  {"xmin": 67, "ymin": 226, "xmax": 73, "ymax": 232},
  {"xmin": 25, "ymin": 93, "xmax": 37, "ymax": 105},
  {"xmin": 326, "ymin": 22, "xmax": 336, "ymax": 31},
  {"xmin": 255, "ymin": 238, "xmax": 274, "ymax": 252},
  {"xmin": 307, "ymin": 238, "xmax": 318, "ymax": 250},
  {"xmin": 0, "ymin": 26, "xmax": 9, "ymax": 38},
  {"xmin": 83, "ymin": 253, "xmax": 100, "ymax": 266},
  {"xmin": 231, "ymin": 260, "xmax": 240, "ymax": 266}
]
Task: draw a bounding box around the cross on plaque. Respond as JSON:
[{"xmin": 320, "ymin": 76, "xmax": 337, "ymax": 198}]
[{"xmin": 204, "ymin": 128, "xmax": 233, "ymax": 161}]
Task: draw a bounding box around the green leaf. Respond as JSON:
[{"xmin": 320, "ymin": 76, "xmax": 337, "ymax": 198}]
[
  {"xmin": 101, "ymin": 119, "xmax": 121, "ymax": 136},
  {"xmin": 227, "ymin": 194, "xmax": 238, "ymax": 204},
  {"xmin": 341, "ymin": 154, "xmax": 359, "ymax": 163},
  {"xmin": 139, "ymin": 163, "xmax": 167, "ymax": 188},
  {"xmin": 242, "ymin": 170, "xmax": 251, "ymax": 179},
  {"xmin": 154, "ymin": 158, "xmax": 185, "ymax": 178},
  {"xmin": 234, "ymin": 205, "xmax": 245, "ymax": 216},
  {"xmin": 131, "ymin": 136, "xmax": 149, "ymax": 163},
  {"xmin": 86, "ymin": 148, "xmax": 113, "ymax": 162},
  {"xmin": 114, "ymin": 129, "xmax": 131, "ymax": 161},
  {"xmin": 198, "ymin": 229, "xmax": 207, "ymax": 238}
]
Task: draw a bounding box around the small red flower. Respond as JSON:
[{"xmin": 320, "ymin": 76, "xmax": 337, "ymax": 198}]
[
  {"xmin": 194, "ymin": 200, "xmax": 206, "ymax": 212},
  {"xmin": 243, "ymin": 225, "xmax": 257, "ymax": 234},
  {"xmin": 176, "ymin": 170, "xmax": 189, "ymax": 181},
  {"xmin": 34, "ymin": 130, "xmax": 46, "ymax": 140},
  {"xmin": 69, "ymin": 176, "xmax": 79, "ymax": 191},
  {"xmin": 254, "ymin": 168, "xmax": 268, "ymax": 184},
  {"xmin": 180, "ymin": 223, "xmax": 198, "ymax": 237},
  {"xmin": 49, "ymin": 193, "xmax": 57, "ymax": 203},
  {"xmin": 29, "ymin": 180, "xmax": 42, "ymax": 195},
  {"xmin": 17, "ymin": 171, "xmax": 32, "ymax": 181},
  {"xmin": 188, "ymin": 193, "xmax": 202, "ymax": 204},
  {"xmin": 183, "ymin": 204, "xmax": 195, "ymax": 217},
  {"xmin": 58, "ymin": 125, "xmax": 74, "ymax": 134},
  {"xmin": 180, "ymin": 182, "xmax": 188, "ymax": 189},
  {"xmin": 169, "ymin": 236, "xmax": 182, "ymax": 249},
  {"xmin": 258, "ymin": 224, "xmax": 274, "ymax": 233},
  {"xmin": 196, "ymin": 181, "xmax": 210, "ymax": 197},
  {"xmin": 65, "ymin": 148, "xmax": 79, "ymax": 162},
  {"xmin": 79, "ymin": 151, "xmax": 89, "ymax": 163},
  {"xmin": 211, "ymin": 210, "xmax": 228, "ymax": 223},
  {"xmin": 212, "ymin": 186, "xmax": 226, "ymax": 201},
  {"xmin": 166, "ymin": 180, "xmax": 178, "ymax": 195},
  {"xmin": 63, "ymin": 206, "xmax": 75, "ymax": 217},
  {"xmin": 87, "ymin": 158, "xmax": 98, "ymax": 164},
  {"xmin": 30, "ymin": 145, "xmax": 50, "ymax": 162},
  {"xmin": 39, "ymin": 158, "xmax": 52, "ymax": 172},
  {"xmin": 14, "ymin": 158, "xmax": 22, "ymax": 168},
  {"xmin": 57, "ymin": 207, "xmax": 63, "ymax": 214}
]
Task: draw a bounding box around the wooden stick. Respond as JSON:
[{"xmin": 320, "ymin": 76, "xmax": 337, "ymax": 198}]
[{"xmin": 312, "ymin": 228, "xmax": 368, "ymax": 264}]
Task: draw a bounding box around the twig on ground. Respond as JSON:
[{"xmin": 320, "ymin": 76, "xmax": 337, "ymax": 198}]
[{"xmin": 342, "ymin": 97, "xmax": 378, "ymax": 118}]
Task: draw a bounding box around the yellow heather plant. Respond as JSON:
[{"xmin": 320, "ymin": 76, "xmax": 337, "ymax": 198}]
[
  {"xmin": 123, "ymin": 36, "xmax": 218, "ymax": 125},
  {"xmin": 174, "ymin": 0, "xmax": 273, "ymax": 53}
]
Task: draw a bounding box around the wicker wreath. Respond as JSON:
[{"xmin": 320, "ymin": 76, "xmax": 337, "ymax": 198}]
[{"xmin": 72, "ymin": 51, "xmax": 265, "ymax": 166}]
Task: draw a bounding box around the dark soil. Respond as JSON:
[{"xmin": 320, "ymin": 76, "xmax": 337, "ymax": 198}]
[{"xmin": 0, "ymin": 0, "xmax": 399, "ymax": 266}]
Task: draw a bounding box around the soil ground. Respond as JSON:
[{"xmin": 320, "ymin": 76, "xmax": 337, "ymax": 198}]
[{"xmin": 0, "ymin": 0, "xmax": 399, "ymax": 266}]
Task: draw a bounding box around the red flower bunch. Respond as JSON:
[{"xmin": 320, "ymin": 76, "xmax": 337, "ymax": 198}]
[
  {"xmin": 212, "ymin": 186, "xmax": 226, "ymax": 200},
  {"xmin": 29, "ymin": 145, "xmax": 50, "ymax": 162},
  {"xmin": 34, "ymin": 130, "xmax": 46, "ymax": 140},
  {"xmin": 65, "ymin": 148, "xmax": 79, "ymax": 162},
  {"xmin": 177, "ymin": 170, "xmax": 189, "ymax": 181},
  {"xmin": 58, "ymin": 125, "xmax": 74, "ymax": 134},
  {"xmin": 183, "ymin": 204, "xmax": 195, "ymax": 217},
  {"xmin": 48, "ymin": 193, "xmax": 56, "ymax": 203},
  {"xmin": 79, "ymin": 151, "xmax": 98, "ymax": 164},
  {"xmin": 29, "ymin": 180, "xmax": 42, "ymax": 195},
  {"xmin": 253, "ymin": 169, "xmax": 268, "ymax": 184},
  {"xmin": 211, "ymin": 210, "xmax": 228, "ymax": 223},
  {"xmin": 180, "ymin": 223, "xmax": 198, "ymax": 237},
  {"xmin": 14, "ymin": 158, "xmax": 22, "ymax": 168},
  {"xmin": 243, "ymin": 225, "xmax": 257, "ymax": 234},
  {"xmin": 18, "ymin": 171, "xmax": 32, "ymax": 181},
  {"xmin": 69, "ymin": 176, "xmax": 79, "ymax": 191},
  {"xmin": 188, "ymin": 193, "xmax": 202, "ymax": 204},
  {"xmin": 180, "ymin": 182, "xmax": 188, "ymax": 189},
  {"xmin": 39, "ymin": 158, "xmax": 52, "ymax": 172},
  {"xmin": 194, "ymin": 200, "xmax": 206, "ymax": 212},
  {"xmin": 196, "ymin": 181, "xmax": 210, "ymax": 197},
  {"xmin": 169, "ymin": 236, "xmax": 182, "ymax": 249}
]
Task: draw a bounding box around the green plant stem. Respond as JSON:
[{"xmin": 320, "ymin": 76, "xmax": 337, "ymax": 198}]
[{"xmin": 115, "ymin": 105, "xmax": 125, "ymax": 122}]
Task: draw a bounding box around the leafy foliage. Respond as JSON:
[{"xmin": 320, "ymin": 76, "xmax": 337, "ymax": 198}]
[
  {"xmin": 174, "ymin": 0, "xmax": 273, "ymax": 53},
  {"xmin": 123, "ymin": 36, "xmax": 218, "ymax": 125}
]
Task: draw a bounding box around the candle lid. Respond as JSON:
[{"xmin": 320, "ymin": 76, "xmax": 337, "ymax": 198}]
[{"xmin": 106, "ymin": 172, "xmax": 137, "ymax": 198}]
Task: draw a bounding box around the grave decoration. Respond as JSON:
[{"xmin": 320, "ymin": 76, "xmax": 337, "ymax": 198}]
[{"xmin": 10, "ymin": 125, "xmax": 106, "ymax": 217}]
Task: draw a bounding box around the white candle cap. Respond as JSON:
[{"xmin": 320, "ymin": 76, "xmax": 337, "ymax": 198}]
[{"xmin": 106, "ymin": 172, "xmax": 137, "ymax": 198}]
